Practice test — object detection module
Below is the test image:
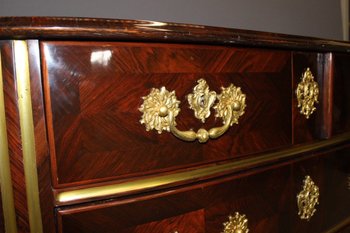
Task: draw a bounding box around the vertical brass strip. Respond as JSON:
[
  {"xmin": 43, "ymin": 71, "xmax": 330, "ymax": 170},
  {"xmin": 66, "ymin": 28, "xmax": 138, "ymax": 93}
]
[
  {"xmin": 0, "ymin": 51, "xmax": 18, "ymax": 232},
  {"xmin": 14, "ymin": 41, "xmax": 43, "ymax": 233}
]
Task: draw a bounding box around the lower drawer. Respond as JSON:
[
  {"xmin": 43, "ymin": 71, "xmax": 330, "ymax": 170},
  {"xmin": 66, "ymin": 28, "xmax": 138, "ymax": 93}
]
[
  {"xmin": 56, "ymin": 146, "xmax": 350, "ymax": 233},
  {"xmin": 57, "ymin": 165, "xmax": 292, "ymax": 233}
]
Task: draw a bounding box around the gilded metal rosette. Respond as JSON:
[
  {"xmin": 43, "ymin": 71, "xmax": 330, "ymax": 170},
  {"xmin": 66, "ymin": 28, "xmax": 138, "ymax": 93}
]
[
  {"xmin": 215, "ymin": 84, "xmax": 246, "ymax": 126},
  {"xmin": 139, "ymin": 87, "xmax": 180, "ymax": 134},
  {"xmin": 297, "ymin": 175, "xmax": 320, "ymax": 220},
  {"xmin": 222, "ymin": 212, "xmax": 249, "ymax": 233},
  {"xmin": 296, "ymin": 68, "xmax": 319, "ymax": 119},
  {"xmin": 139, "ymin": 79, "xmax": 246, "ymax": 143}
]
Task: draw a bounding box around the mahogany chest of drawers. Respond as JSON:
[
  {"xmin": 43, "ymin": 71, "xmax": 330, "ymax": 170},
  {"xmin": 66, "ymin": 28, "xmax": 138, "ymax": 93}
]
[{"xmin": 0, "ymin": 17, "xmax": 350, "ymax": 233}]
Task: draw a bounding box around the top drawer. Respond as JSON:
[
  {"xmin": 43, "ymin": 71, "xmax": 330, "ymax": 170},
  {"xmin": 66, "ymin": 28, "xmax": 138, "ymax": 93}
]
[{"xmin": 41, "ymin": 41, "xmax": 292, "ymax": 187}]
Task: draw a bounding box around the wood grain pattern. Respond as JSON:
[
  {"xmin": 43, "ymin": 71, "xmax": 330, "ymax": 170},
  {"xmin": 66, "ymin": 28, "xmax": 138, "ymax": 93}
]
[
  {"xmin": 27, "ymin": 40, "xmax": 55, "ymax": 233},
  {"xmin": 316, "ymin": 53, "xmax": 333, "ymax": 139},
  {"xmin": 1, "ymin": 41, "xmax": 30, "ymax": 233},
  {"xmin": 1, "ymin": 17, "xmax": 350, "ymax": 53},
  {"xmin": 0, "ymin": 17, "xmax": 349, "ymax": 232},
  {"xmin": 56, "ymin": 144, "xmax": 350, "ymax": 233},
  {"xmin": 57, "ymin": 162, "xmax": 292, "ymax": 233},
  {"xmin": 41, "ymin": 41, "xmax": 292, "ymax": 188}
]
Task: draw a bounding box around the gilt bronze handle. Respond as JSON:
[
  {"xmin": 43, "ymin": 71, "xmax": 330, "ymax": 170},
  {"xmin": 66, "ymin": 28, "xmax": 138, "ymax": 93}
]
[{"xmin": 139, "ymin": 79, "xmax": 246, "ymax": 143}]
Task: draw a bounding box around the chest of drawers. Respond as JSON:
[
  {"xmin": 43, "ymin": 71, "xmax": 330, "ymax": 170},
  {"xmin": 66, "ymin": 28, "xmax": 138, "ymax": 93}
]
[{"xmin": 0, "ymin": 17, "xmax": 350, "ymax": 233}]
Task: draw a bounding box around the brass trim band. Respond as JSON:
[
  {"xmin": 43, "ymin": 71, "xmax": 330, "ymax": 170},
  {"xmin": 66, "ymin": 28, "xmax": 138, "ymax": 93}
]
[
  {"xmin": 0, "ymin": 50, "xmax": 18, "ymax": 232},
  {"xmin": 57, "ymin": 132, "xmax": 350, "ymax": 205},
  {"xmin": 14, "ymin": 41, "xmax": 43, "ymax": 233}
]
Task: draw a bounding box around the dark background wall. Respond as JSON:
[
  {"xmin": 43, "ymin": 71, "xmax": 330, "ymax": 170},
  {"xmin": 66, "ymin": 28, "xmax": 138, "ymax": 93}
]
[{"xmin": 0, "ymin": 0, "xmax": 344, "ymax": 40}]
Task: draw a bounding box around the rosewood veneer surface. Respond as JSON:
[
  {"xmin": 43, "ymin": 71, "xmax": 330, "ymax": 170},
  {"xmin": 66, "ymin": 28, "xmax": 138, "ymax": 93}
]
[
  {"xmin": 41, "ymin": 42, "xmax": 292, "ymax": 187},
  {"xmin": 0, "ymin": 17, "xmax": 349, "ymax": 233}
]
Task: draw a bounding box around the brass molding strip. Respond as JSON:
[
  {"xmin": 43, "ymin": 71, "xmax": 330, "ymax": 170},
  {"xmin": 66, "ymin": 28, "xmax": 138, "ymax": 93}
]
[
  {"xmin": 0, "ymin": 50, "xmax": 18, "ymax": 232},
  {"xmin": 57, "ymin": 132, "xmax": 350, "ymax": 205},
  {"xmin": 14, "ymin": 41, "xmax": 43, "ymax": 233}
]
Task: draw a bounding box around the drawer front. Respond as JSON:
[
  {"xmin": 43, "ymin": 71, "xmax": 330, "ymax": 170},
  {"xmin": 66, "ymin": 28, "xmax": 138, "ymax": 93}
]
[
  {"xmin": 291, "ymin": 146, "xmax": 350, "ymax": 232},
  {"xmin": 59, "ymin": 209, "xmax": 205, "ymax": 233},
  {"xmin": 57, "ymin": 144, "xmax": 350, "ymax": 233},
  {"xmin": 41, "ymin": 41, "xmax": 292, "ymax": 187},
  {"xmin": 292, "ymin": 52, "xmax": 326, "ymax": 144},
  {"xmin": 333, "ymin": 54, "xmax": 350, "ymax": 135},
  {"xmin": 291, "ymin": 154, "xmax": 325, "ymax": 232},
  {"xmin": 323, "ymin": 146, "xmax": 350, "ymax": 230},
  {"xmin": 57, "ymin": 164, "xmax": 292, "ymax": 233}
]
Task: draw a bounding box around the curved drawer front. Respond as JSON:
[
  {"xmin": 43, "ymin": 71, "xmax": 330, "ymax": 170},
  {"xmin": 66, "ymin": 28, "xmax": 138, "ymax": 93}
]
[
  {"xmin": 292, "ymin": 52, "xmax": 325, "ymax": 143},
  {"xmin": 290, "ymin": 146, "xmax": 350, "ymax": 232},
  {"xmin": 57, "ymin": 164, "xmax": 292, "ymax": 233},
  {"xmin": 56, "ymin": 144, "xmax": 350, "ymax": 233},
  {"xmin": 41, "ymin": 41, "xmax": 292, "ymax": 187}
]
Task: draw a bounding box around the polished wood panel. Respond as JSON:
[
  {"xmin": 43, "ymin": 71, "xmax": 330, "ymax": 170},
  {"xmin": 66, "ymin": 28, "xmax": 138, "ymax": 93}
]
[
  {"xmin": 317, "ymin": 53, "xmax": 334, "ymax": 139},
  {"xmin": 27, "ymin": 40, "xmax": 55, "ymax": 233},
  {"xmin": 57, "ymin": 163, "xmax": 292, "ymax": 233},
  {"xmin": 292, "ymin": 52, "xmax": 322, "ymax": 143},
  {"xmin": 57, "ymin": 144, "xmax": 350, "ymax": 233},
  {"xmin": 292, "ymin": 52, "xmax": 333, "ymax": 143},
  {"xmin": 1, "ymin": 17, "xmax": 350, "ymax": 53},
  {"xmin": 1, "ymin": 41, "xmax": 30, "ymax": 233},
  {"xmin": 333, "ymin": 54, "xmax": 350, "ymax": 135},
  {"xmin": 41, "ymin": 41, "xmax": 292, "ymax": 187},
  {"xmin": 290, "ymin": 153, "xmax": 325, "ymax": 232},
  {"xmin": 1, "ymin": 17, "xmax": 350, "ymax": 232},
  {"xmin": 289, "ymin": 146, "xmax": 350, "ymax": 232},
  {"xmin": 323, "ymin": 146, "xmax": 350, "ymax": 230}
]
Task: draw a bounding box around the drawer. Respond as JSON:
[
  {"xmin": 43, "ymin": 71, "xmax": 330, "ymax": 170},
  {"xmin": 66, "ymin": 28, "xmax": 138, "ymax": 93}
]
[
  {"xmin": 323, "ymin": 146, "xmax": 350, "ymax": 230},
  {"xmin": 290, "ymin": 146, "xmax": 350, "ymax": 232},
  {"xmin": 58, "ymin": 209, "xmax": 205, "ymax": 233},
  {"xmin": 333, "ymin": 54, "xmax": 350, "ymax": 135},
  {"xmin": 56, "ymin": 163, "xmax": 292, "ymax": 233},
  {"xmin": 291, "ymin": 154, "xmax": 325, "ymax": 232},
  {"xmin": 292, "ymin": 52, "xmax": 327, "ymax": 143},
  {"xmin": 41, "ymin": 41, "xmax": 292, "ymax": 187}
]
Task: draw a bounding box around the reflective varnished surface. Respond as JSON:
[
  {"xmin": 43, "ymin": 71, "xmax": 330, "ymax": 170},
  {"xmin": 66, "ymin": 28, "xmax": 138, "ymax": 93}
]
[
  {"xmin": 41, "ymin": 41, "xmax": 292, "ymax": 187},
  {"xmin": 1, "ymin": 17, "xmax": 350, "ymax": 52},
  {"xmin": 56, "ymin": 144, "xmax": 350, "ymax": 233},
  {"xmin": 1, "ymin": 17, "xmax": 350, "ymax": 233}
]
